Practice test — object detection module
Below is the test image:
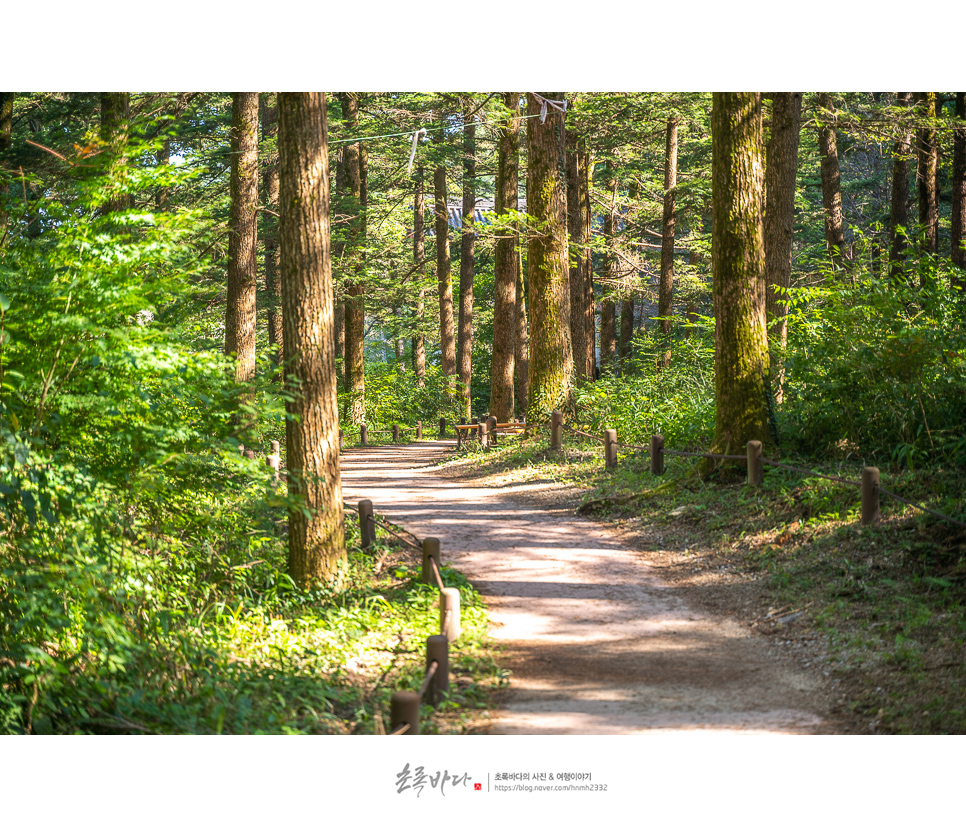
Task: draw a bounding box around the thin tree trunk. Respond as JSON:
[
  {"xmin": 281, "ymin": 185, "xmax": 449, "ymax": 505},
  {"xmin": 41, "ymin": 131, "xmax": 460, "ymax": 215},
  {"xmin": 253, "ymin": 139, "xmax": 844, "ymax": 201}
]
[
  {"xmin": 816, "ymin": 92, "xmax": 847, "ymax": 263},
  {"xmin": 277, "ymin": 91, "xmax": 346, "ymax": 586},
  {"xmin": 890, "ymin": 92, "xmax": 914, "ymax": 282},
  {"xmin": 514, "ymin": 249, "xmax": 529, "ymax": 418},
  {"xmin": 711, "ymin": 92, "xmax": 770, "ymax": 454},
  {"xmin": 581, "ymin": 144, "xmax": 595, "ymax": 380},
  {"xmin": 916, "ymin": 91, "xmax": 939, "ymax": 254},
  {"xmin": 339, "ymin": 93, "xmax": 365, "ymax": 424},
  {"xmin": 619, "ymin": 298, "xmax": 634, "ymax": 372},
  {"xmin": 952, "ymin": 92, "xmax": 966, "ymax": 287},
  {"xmin": 658, "ymin": 116, "xmax": 679, "ymax": 368},
  {"xmin": 600, "ymin": 172, "xmax": 618, "ymax": 371},
  {"xmin": 525, "ymin": 92, "xmax": 573, "ymax": 421},
  {"xmin": 489, "ymin": 92, "xmax": 520, "ymax": 421},
  {"xmin": 566, "ymin": 126, "xmax": 588, "ymax": 383},
  {"xmin": 225, "ymin": 92, "xmax": 259, "ymax": 384},
  {"xmin": 261, "ymin": 95, "xmax": 283, "ymax": 366},
  {"xmin": 434, "ymin": 163, "xmax": 456, "ymax": 377},
  {"xmin": 764, "ymin": 92, "xmax": 801, "ymax": 403},
  {"xmin": 412, "ymin": 164, "xmax": 426, "ymax": 386},
  {"xmin": 457, "ymin": 103, "xmax": 476, "ymax": 420}
]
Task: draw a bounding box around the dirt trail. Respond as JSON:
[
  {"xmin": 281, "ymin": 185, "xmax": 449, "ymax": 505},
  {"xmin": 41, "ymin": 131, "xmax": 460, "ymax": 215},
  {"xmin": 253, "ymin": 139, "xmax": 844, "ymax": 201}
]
[{"xmin": 340, "ymin": 442, "xmax": 836, "ymax": 735}]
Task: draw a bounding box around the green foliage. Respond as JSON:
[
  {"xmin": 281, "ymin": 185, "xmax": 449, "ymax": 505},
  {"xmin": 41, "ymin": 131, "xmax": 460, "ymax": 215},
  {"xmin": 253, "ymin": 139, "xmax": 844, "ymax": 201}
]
[{"xmin": 781, "ymin": 258, "xmax": 966, "ymax": 468}]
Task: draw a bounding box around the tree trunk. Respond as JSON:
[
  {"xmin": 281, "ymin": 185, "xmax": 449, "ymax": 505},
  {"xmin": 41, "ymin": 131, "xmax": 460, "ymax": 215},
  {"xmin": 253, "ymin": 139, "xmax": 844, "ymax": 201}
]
[
  {"xmin": 457, "ymin": 103, "xmax": 476, "ymax": 421},
  {"xmin": 566, "ymin": 126, "xmax": 588, "ymax": 383},
  {"xmin": 764, "ymin": 92, "xmax": 801, "ymax": 403},
  {"xmin": 619, "ymin": 298, "xmax": 634, "ymax": 372},
  {"xmin": 916, "ymin": 92, "xmax": 939, "ymax": 255},
  {"xmin": 412, "ymin": 164, "xmax": 426, "ymax": 386},
  {"xmin": 514, "ymin": 249, "xmax": 529, "ymax": 417},
  {"xmin": 339, "ymin": 93, "xmax": 366, "ymax": 424},
  {"xmin": 658, "ymin": 116, "xmax": 679, "ymax": 368},
  {"xmin": 890, "ymin": 92, "xmax": 914, "ymax": 282},
  {"xmin": 0, "ymin": 93, "xmax": 12, "ymax": 152},
  {"xmin": 711, "ymin": 92, "xmax": 770, "ymax": 454},
  {"xmin": 600, "ymin": 172, "xmax": 619, "ymax": 371},
  {"xmin": 581, "ymin": 144, "xmax": 595, "ymax": 380},
  {"xmin": 525, "ymin": 92, "xmax": 573, "ymax": 422},
  {"xmin": 952, "ymin": 92, "xmax": 966, "ymax": 287},
  {"xmin": 489, "ymin": 92, "xmax": 520, "ymax": 421},
  {"xmin": 100, "ymin": 92, "xmax": 132, "ymax": 213},
  {"xmin": 261, "ymin": 95, "xmax": 283, "ymax": 366},
  {"xmin": 816, "ymin": 93, "xmax": 847, "ymax": 263},
  {"xmin": 225, "ymin": 92, "xmax": 259, "ymax": 384},
  {"xmin": 277, "ymin": 92, "xmax": 346, "ymax": 587},
  {"xmin": 434, "ymin": 163, "xmax": 457, "ymax": 377}
]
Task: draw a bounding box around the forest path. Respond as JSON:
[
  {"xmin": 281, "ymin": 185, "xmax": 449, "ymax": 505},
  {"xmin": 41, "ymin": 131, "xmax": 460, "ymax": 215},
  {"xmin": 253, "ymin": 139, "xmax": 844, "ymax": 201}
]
[{"xmin": 340, "ymin": 442, "xmax": 835, "ymax": 735}]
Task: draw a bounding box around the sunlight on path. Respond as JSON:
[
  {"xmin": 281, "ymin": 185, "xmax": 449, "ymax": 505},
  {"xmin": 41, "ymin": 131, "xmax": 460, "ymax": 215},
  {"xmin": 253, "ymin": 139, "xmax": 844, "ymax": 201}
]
[{"xmin": 340, "ymin": 443, "xmax": 832, "ymax": 735}]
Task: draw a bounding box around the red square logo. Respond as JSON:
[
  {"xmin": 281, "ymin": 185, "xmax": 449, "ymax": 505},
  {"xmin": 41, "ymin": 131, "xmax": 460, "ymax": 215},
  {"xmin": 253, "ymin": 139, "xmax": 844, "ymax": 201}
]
[{"xmin": 474, "ymin": 783, "xmax": 482, "ymax": 791}]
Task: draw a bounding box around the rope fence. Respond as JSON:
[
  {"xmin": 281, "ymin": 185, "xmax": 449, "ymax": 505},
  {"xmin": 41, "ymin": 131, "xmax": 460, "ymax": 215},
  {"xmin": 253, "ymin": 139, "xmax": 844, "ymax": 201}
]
[
  {"xmin": 544, "ymin": 409, "xmax": 966, "ymax": 531},
  {"xmin": 338, "ymin": 496, "xmax": 460, "ymax": 734}
]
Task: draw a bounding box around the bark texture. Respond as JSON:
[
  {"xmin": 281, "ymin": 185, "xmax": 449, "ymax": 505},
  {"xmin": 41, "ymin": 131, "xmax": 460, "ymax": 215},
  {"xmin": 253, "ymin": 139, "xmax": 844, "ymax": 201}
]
[
  {"xmin": 525, "ymin": 92, "xmax": 573, "ymax": 422},
  {"xmin": 711, "ymin": 92, "xmax": 771, "ymax": 453},
  {"xmin": 277, "ymin": 92, "xmax": 346, "ymax": 586},
  {"xmin": 566, "ymin": 127, "xmax": 589, "ymax": 383},
  {"xmin": 600, "ymin": 172, "xmax": 619, "ymax": 371},
  {"xmin": 100, "ymin": 92, "xmax": 132, "ymax": 213},
  {"xmin": 0, "ymin": 93, "xmax": 13, "ymax": 152},
  {"xmin": 489, "ymin": 92, "xmax": 520, "ymax": 421},
  {"xmin": 890, "ymin": 92, "xmax": 914, "ymax": 281},
  {"xmin": 514, "ymin": 253, "xmax": 529, "ymax": 417},
  {"xmin": 457, "ymin": 104, "xmax": 476, "ymax": 420},
  {"xmin": 225, "ymin": 92, "xmax": 260, "ymax": 383},
  {"xmin": 764, "ymin": 92, "xmax": 801, "ymax": 401},
  {"xmin": 816, "ymin": 93, "xmax": 847, "ymax": 262},
  {"xmin": 953, "ymin": 92, "xmax": 966, "ymax": 285}
]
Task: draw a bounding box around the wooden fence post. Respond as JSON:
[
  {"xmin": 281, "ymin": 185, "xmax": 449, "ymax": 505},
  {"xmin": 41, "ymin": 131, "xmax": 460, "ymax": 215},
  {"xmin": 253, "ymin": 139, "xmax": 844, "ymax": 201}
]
[
  {"xmin": 478, "ymin": 420, "xmax": 488, "ymax": 449},
  {"xmin": 862, "ymin": 466, "xmax": 880, "ymax": 525},
  {"xmin": 747, "ymin": 440, "xmax": 763, "ymax": 487},
  {"xmin": 339, "ymin": 429, "xmax": 344, "ymax": 450},
  {"xmin": 604, "ymin": 429, "xmax": 618, "ymax": 469},
  {"xmin": 392, "ymin": 423, "xmax": 400, "ymax": 443},
  {"xmin": 487, "ymin": 416, "xmax": 498, "ymax": 446},
  {"xmin": 422, "ymin": 537, "xmax": 440, "ymax": 584},
  {"xmin": 360, "ymin": 424, "xmax": 368, "ymax": 446},
  {"xmin": 650, "ymin": 434, "xmax": 664, "ymax": 475},
  {"xmin": 416, "ymin": 420, "xmax": 423, "ymax": 440},
  {"xmin": 550, "ymin": 410, "xmax": 563, "ymax": 452},
  {"xmin": 440, "ymin": 588, "xmax": 461, "ymax": 642},
  {"xmin": 358, "ymin": 499, "xmax": 376, "ymax": 551},
  {"xmin": 425, "ymin": 635, "xmax": 449, "ymax": 707},
  {"xmin": 390, "ymin": 691, "xmax": 420, "ymax": 735},
  {"xmin": 439, "ymin": 417, "xmax": 446, "ymax": 438}
]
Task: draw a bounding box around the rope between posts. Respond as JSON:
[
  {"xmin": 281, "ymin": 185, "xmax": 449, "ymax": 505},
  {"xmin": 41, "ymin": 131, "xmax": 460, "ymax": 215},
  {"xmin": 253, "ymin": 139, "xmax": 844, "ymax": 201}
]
[
  {"xmin": 760, "ymin": 456, "xmax": 862, "ymax": 488},
  {"xmin": 877, "ymin": 485, "xmax": 966, "ymax": 531},
  {"xmin": 417, "ymin": 660, "xmax": 438, "ymax": 701},
  {"xmin": 561, "ymin": 424, "xmax": 605, "ymax": 443},
  {"xmin": 373, "ymin": 516, "xmax": 424, "ymax": 552},
  {"xmin": 429, "ymin": 555, "xmax": 445, "ymax": 592}
]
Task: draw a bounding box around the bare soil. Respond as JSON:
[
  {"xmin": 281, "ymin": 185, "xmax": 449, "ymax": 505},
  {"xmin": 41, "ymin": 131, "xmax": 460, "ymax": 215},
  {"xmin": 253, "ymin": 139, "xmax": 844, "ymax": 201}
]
[{"xmin": 340, "ymin": 442, "xmax": 849, "ymax": 734}]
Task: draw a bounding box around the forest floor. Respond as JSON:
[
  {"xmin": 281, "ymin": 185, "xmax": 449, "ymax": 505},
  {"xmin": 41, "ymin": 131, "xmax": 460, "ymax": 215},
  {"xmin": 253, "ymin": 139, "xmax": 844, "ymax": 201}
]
[{"xmin": 340, "ymin": 440, "xmax": 858, "ymax": 734}]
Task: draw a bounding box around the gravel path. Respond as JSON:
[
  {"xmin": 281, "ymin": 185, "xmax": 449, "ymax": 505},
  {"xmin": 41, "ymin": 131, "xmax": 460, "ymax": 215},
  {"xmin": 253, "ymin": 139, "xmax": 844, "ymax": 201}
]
[{"xmin": 340, "ymin": 442, "xmax": 835, "ymax": 735}]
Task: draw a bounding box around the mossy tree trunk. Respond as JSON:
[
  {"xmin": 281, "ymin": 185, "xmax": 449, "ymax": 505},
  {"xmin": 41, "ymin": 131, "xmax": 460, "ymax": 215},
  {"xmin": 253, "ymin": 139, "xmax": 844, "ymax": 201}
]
[
  {"xmin": 764, "ymin": 92, "xmax": 801, "ymax": 403},
  {"xmin": 514, "ymin": 252, "xmax": 529, "ymax": 417},
  {"xmin": 489, "ymin": 92, "xmax": 520, "ymax": 422},
  {"xmin": 566, "ymin": 123, "xmax": 589, "ymax": 384},
  {"xmin": 600, "ymin": 171, "xmax": 618, "ymax": 372},
  {"xmin": 916, "ymin": 92, "xmax": 939, "ymax": 255},
  {"xmin": 225, "ymin": 92, "xmax": 259, "ymax": 385},
  {"xmin": 525, "ymin": 92, "xmax": 573, "ymax": 423},
  {"xmin": 711, "ymin": 92, "xmax": 770, "ymax": 454},
  {"xmin": 278, "ymin": 92, "xmax": 346, "ymax": 587}
]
